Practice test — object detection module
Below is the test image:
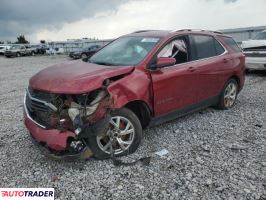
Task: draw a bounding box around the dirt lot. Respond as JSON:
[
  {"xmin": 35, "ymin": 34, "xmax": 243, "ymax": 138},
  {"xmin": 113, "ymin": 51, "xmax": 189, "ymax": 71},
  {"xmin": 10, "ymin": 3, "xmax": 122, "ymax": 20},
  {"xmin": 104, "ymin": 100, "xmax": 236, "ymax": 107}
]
[{"xmin": 0, "ymin": 55, "xmax": 265, "ymax": 199}]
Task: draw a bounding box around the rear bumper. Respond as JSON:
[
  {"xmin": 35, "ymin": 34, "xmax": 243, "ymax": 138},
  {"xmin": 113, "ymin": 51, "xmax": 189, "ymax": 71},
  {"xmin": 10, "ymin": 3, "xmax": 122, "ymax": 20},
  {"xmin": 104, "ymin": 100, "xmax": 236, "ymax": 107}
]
[
  {"xmin": 246, "ymin": 57, "xmax": 266, "ymax": 70},
  {"xmin": 23, "ymin": 108, "xmax": 75, "ymax": 151}
]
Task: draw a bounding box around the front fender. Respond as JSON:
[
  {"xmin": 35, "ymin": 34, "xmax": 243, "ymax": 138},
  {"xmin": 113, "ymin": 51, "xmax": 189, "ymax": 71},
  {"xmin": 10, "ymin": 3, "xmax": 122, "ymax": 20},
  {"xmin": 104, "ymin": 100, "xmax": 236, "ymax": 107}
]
[{"xmin": 107, "ymin": 69, "xmax": 153, "ymax": 110}]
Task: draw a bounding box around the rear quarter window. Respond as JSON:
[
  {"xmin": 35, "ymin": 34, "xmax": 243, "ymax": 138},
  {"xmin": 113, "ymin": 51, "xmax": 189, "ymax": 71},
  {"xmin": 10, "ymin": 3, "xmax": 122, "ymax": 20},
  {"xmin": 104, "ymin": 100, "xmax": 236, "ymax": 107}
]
[
  {"xmin": 214, "ymin": 39, "xmax": 225, "ymax": 55},
  {"xmin": 222, "ymin": 37, "xmax": 242, "ymax": 52}
]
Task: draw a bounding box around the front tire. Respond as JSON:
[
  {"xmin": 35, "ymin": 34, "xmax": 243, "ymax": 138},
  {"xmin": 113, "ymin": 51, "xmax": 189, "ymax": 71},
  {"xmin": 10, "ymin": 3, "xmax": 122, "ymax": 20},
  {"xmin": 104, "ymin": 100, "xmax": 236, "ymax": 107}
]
[
  {"xmin": 86, "ymin": 108, "xmax": 142, "ymax": 159},
  {"xmin": 16, "ymin": 52, "xmax": 21, "ymax": 57},
  {"xmin": 217, "ymin": 79, "xmax": 238, "ymax": 110}
]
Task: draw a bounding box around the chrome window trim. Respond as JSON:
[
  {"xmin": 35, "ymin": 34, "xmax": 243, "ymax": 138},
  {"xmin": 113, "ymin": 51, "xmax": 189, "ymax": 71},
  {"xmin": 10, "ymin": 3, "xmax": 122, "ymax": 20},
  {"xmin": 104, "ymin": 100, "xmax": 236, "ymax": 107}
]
[
  {"xmin": 159, "ymin": 51, "xmax": 228, "ymax": 70},
  {"xmin": 24, "ymin": 93, "xmax": 46, "ymax": 129},
  {"xmin": 148, "ymin": 34, "xmax": 228, "ymax": 70},
  {"xmin": 158, "ymin": 42, "xmax": 228, "ymax": 70}
]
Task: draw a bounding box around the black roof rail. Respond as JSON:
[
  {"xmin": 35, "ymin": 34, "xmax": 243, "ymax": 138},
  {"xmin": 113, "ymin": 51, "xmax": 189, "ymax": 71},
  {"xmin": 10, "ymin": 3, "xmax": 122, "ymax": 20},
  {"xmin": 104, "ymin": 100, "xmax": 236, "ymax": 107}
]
[
  {"xmin": 174, "ymin": 29, "xmax": 223, "ymax": 34},
  {"xmin": 132, "ymin": 30, "xmax": 159, "ymax": 33},
  {"xmin": 213, "ymin": 30, "xmax": 223, "ymax": 34}
]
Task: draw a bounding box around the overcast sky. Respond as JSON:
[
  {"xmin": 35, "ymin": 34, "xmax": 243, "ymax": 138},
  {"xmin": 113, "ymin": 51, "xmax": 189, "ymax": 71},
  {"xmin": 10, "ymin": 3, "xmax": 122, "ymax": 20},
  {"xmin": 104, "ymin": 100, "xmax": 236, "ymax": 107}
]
[{"xmin": 0, "ymin": 0, "xmax": 265, "ymax": 43}]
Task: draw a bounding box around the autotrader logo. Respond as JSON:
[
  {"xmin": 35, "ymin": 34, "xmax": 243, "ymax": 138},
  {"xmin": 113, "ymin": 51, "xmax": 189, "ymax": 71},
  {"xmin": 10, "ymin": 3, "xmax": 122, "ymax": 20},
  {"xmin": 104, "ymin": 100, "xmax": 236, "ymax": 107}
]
[{"xmin": 0, "ymin": 188, "xmax": 54, "ymax": 200}]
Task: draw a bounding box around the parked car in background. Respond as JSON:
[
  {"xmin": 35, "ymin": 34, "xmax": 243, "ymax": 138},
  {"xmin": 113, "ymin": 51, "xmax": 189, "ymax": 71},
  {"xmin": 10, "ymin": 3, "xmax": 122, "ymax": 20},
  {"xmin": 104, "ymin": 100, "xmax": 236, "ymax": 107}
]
[
  {"xmin": 0, "ymin": 45, "xmax": 11, "ymax": 55},
  {"xmin": 5, "ymin": 44, "xmax": 34, "ymax": 57},
  {"xmin": 242, "ymin": 30, "xmax": 266, "ymax": 70},
  {"xmin": 24, "ymin": 30, "xmax": 245, "ymax": 159},
  {"xmin": 69, "ymin": 44, "xmax": 101, "ymax": 59},
  {"xmin": 26, "ymin": 45, "xmax": 38, "ymax": 55},
  {"xmin": 31, "ymin": 44, "xmax": 49, "ymax": 54},
  {"xmin": 46, "ymin": 47, "xmax": 64, "ymax": 55}
]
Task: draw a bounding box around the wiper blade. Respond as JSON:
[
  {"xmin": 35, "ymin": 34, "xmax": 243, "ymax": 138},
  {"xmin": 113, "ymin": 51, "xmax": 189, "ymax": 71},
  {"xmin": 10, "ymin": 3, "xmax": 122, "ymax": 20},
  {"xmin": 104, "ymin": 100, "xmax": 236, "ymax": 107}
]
[{"xmin": 91, "ymin": 61, "xmax": 115, "ymax": 66}]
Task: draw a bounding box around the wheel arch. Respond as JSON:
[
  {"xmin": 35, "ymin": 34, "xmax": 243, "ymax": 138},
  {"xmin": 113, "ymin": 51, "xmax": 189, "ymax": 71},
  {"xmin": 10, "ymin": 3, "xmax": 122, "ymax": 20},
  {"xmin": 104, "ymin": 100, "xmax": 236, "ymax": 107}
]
[
  {"xmin": 228, "ymin": 75, "xmax": 240, "ymax": 91},
  {"xmin": 124, "ymin": 100, "xmax": 152, "ymax": 129}
]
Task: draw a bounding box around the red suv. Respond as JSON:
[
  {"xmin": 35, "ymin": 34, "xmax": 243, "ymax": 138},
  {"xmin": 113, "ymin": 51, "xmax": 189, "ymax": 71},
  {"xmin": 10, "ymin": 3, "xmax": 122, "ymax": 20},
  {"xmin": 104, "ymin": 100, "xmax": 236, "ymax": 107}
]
[{"xmin": 24, "ymin": 30, "xmax": 245, "ymax": 159}]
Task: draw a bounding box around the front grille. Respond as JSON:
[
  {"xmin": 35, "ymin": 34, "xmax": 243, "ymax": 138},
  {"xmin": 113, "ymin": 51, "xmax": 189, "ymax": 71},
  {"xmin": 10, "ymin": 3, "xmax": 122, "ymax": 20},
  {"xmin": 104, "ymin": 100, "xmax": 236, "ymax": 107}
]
[
  {"xmin": 244, "ymin": 53, "xmax": 266, "ymax": 58},
  {"xmin": 26, "ymin": 94, "xmax": 49, "ymax": 112},
  {"xmin": 25, "ymin": 88, "xmax": 58, "ymax": 128},
  {"xmin": 243, "ymin": 46, "xmax": 266, "ymax": 58},
  {"xmin": 243, "ymin": 46, "xmax": 266, "ymax": 52}
]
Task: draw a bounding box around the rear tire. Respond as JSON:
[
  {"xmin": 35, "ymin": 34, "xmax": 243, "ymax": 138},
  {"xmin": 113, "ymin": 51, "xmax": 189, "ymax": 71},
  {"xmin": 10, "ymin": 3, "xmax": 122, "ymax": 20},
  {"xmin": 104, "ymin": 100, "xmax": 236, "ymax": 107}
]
[
  {"xmin": 16, "ymin": 52, "xmax": 21, "ymax": 57},
  {"xmin": 217, "ymin": 79, "xmax": 238, "ymax": 110},
  {"xmin": 86, "ymin": 108, "xmax": 142, "ymax": 160}
]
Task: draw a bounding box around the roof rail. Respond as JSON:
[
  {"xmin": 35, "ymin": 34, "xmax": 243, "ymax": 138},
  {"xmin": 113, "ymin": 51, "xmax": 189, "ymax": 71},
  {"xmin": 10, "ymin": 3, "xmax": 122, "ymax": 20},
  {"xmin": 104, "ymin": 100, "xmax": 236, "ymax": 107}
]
[
  {"xmin": 213, "ymin": 30, "xmax": 223, "ymax": 34},
  {"xmin": 173, "ymin": 29, "xmax": 223, "ymax": 34},
  {"xmin": 132, "ymin": 30, "xmax": 159, "ymax": 33}
]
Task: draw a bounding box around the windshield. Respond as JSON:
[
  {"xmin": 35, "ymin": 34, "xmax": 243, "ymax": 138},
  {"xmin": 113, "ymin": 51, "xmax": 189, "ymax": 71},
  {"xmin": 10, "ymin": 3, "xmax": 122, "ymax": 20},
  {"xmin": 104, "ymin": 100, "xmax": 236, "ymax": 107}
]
[
  {"xmin": 89, "ymin": 36, "xmax": 160, "ymax": 66},
  {"xmin": 254, "ymin": 31, "xmax": 266, "ymax": 40},
  {"xmin": 10, "ymin": 45, "xmax": 20, "ymax": 50}
]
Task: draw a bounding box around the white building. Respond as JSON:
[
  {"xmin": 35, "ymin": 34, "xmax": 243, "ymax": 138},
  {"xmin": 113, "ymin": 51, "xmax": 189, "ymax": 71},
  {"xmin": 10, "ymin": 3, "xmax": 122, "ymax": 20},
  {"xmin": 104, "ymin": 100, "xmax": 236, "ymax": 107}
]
[{"xmin": 220, "ymin": 26, "xmax": 266, "ymax": 44}]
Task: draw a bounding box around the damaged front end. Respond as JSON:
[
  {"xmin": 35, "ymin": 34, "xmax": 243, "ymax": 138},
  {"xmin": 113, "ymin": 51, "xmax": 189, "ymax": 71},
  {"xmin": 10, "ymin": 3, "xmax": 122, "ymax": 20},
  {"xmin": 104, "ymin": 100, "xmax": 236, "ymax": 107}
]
[{"xmin": 24, "ymin": 87, "xmax": 113, "ymax": 160}]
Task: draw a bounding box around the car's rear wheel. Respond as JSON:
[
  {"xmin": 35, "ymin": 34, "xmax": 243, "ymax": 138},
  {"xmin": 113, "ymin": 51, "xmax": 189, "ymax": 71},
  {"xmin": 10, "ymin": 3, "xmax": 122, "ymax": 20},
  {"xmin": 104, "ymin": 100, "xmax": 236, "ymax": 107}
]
[
  {"xmin": 217, "ymin": 79, "xmax": 238, "ymax": 110},
  {"xmin": 86, "ymin": 108, "xmax": 142, "ymax": 159},
  {"xmin": 81, "ymin": 53, "xmax": 87, "ymax": 59},
  {"xmin": 31, "ymin": 51, "xmax": 35, "ymax": 56},
  {"xmin": 16, "ymin": 52, "xmax": 21, "ymax": 57}
]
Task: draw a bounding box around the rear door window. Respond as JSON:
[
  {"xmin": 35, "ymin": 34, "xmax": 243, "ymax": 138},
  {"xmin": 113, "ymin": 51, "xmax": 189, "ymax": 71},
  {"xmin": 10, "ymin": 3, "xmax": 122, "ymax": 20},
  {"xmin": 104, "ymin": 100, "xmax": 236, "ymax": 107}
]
[{"xmin": 190, "ymin": 35, "xmax": 223, "ymax": 60}]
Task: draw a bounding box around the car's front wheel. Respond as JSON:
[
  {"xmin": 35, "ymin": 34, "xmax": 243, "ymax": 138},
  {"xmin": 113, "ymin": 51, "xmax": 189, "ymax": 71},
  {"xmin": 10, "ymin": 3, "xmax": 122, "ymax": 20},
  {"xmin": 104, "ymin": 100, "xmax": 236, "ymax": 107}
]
[
  {"xmin": 86, "ymin": 108, "xmax": 142, "ymax": 159},
  {"xmin": 217, "ymin": 79, "xmax": 238, "ymax": 110}
]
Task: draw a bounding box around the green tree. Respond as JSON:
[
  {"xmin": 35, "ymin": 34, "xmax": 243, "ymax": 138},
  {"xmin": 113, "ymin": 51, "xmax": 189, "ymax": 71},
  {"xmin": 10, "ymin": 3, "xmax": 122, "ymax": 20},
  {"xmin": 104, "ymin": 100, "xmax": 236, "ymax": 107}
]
[{"xmin": 16, "ymin": 35, "xmax": 29, "ymax": 44}]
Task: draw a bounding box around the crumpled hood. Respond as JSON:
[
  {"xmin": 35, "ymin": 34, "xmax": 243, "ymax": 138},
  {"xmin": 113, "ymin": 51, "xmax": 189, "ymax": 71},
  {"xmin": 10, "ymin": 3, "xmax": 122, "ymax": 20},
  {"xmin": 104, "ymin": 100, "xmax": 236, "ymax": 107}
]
[{"xmin": 29, "ymin": 60, "xmax": 134, "ymax": 94}]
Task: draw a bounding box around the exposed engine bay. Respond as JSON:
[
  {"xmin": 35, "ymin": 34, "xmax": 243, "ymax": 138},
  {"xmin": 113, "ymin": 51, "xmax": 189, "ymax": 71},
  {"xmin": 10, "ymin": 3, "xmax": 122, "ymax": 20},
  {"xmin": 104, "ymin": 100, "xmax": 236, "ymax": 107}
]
[{"xmin": 25, "ymin": 87, "xmax": 113, "ymax": 158}]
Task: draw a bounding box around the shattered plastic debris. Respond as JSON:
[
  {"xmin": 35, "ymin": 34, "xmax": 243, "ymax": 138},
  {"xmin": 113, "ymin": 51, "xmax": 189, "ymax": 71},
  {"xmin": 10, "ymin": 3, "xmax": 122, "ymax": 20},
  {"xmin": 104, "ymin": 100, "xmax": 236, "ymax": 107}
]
[
  {"xmin": 155, "ymin": 149, "xmax": 169, "ymax": 157},
  {"xmin": 228, "ymin": 143, "xmax": 247, "ymax": 151}
]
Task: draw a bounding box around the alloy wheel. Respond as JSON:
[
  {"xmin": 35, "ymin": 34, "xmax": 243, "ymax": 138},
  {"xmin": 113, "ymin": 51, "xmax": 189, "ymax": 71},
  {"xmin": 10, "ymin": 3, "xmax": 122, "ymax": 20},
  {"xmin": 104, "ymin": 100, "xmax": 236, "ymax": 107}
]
[
  {"xmin": 96, "ymin": 116, "xmax": 135, "ymax": 155},
  {"xmin": 224, "ymin": 82, "xmax": 237, "ymax": 108}
]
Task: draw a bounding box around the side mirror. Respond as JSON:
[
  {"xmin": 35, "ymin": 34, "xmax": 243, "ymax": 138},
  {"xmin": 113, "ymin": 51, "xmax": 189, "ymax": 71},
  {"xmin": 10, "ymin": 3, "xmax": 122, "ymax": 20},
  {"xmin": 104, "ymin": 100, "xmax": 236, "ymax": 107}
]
[{"xmin": 150, "ymin": 57, "xmax": 176, "ymax": 70}]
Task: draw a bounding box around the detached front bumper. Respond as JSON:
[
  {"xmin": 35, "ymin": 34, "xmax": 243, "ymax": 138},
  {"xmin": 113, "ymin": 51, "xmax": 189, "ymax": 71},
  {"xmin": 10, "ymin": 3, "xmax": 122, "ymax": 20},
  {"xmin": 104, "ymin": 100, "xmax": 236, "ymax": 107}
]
[
  {"xmin": 24, "ymin": 108, "xmax": 75, "ymax": 151},
  {"xmin": 24, "ymin": 108, "xmax": 94, "ymax": 159}
]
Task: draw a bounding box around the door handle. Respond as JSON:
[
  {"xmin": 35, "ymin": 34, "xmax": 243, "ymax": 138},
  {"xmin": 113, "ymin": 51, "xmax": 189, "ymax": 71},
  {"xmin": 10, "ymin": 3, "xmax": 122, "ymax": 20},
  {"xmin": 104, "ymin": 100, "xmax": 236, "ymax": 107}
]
[
  {"xmin": 188, "ymin": 67, "xmax": 196, "ymax": 72},
  {"xmin": 223, "ymin": 58, "xmax": 230, "ymax": 63}
]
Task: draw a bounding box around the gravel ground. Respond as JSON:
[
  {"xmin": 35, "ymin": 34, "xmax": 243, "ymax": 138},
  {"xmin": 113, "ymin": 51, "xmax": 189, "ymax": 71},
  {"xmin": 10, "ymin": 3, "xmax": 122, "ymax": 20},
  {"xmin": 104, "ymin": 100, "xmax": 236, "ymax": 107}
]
[{"xmin": 0, "ymin": 55, "xmax": 265, "ymax": 200}]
